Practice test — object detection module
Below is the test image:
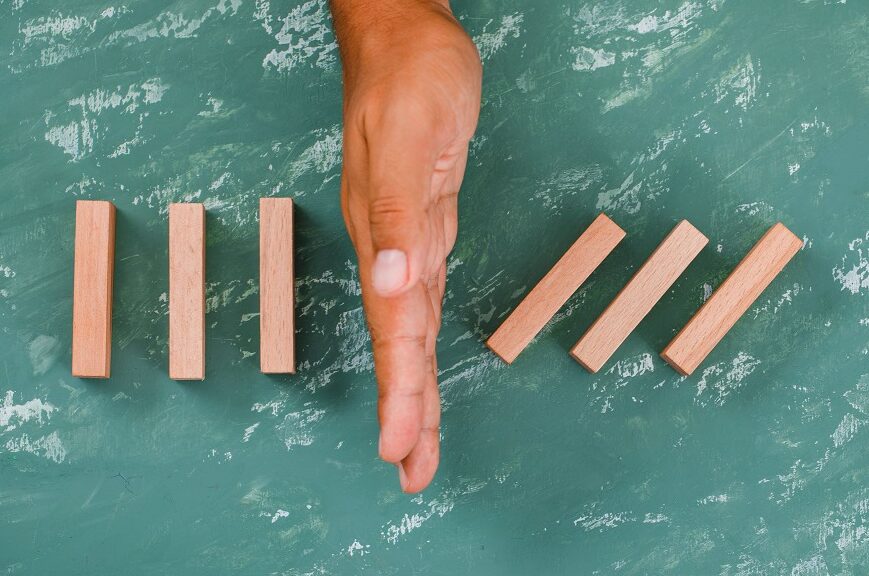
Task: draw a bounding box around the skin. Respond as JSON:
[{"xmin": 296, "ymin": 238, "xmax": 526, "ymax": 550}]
[{"xmin": 329, "ymin": 0, "xmax": 482, "ymax": 492}]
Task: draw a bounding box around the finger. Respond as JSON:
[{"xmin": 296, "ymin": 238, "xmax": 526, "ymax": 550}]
[
  {"xmin": 366, "ymin": 101, "xmax": 445, "ymax": 296},
  {"xmin": 427, "ymin": 272, "xmax": 444, "ymax": 334},
  {"xmin": 437, "ymin": 261, "xmax": 447, "ymax": 301},
  {"xmin": 437, "ymin": 164, "xmax": 464, "ymax": 256},
  {"xmin": 340, "ymin": 124, "xmax": 370, "ymax": 255},
  {"xmin": 399, "ymin": 368, "xmax": 441, "ymax": 493},
  {"xmin": 399, "ymin": 288, "xmax": 441, "ymax": 493},
  {"xmin": 366, "ymin": 279, "xmax": 431, "ymax": 464},
  {"xmin": 426, "ymin": 202, "xmax": 446, "ymax": 280}
]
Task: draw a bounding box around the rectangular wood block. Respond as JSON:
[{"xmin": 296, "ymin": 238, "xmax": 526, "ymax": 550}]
[
  {"xmin": 72, "ymin": 200, "xmax": 116, "ymax": 378},
  {"xmin": 169, "ymin": 203, "xmax": 205, "ymax": 381},
  {"xmin": 661, "ymin": 222, "xmax": 803, "ymax": 376},
  {"xmin": 486, "ymin": 213, "xmax": 625, "ymax": 364},
  {"xmin": 260, "ymin": 198, "xmax": 295, "ymax": 374},
  {"xmin": 571, "ymin": 220, "xmax": 708, "ymax": 373}
]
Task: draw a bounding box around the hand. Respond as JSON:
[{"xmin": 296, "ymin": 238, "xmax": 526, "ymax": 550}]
[{"xmin": 332, "ymin": 0, "xmax": 482, "ymax": 492}]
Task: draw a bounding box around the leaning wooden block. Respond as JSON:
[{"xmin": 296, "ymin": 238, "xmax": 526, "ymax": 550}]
[
  {"xmin": 169, "ymin": 203, "xmax": 206, "ymax": 381},
  {"xmin": 72, "ymin": 200, "xmax": 116, "ymax": 378},
  {"xmin": 260, "ymin": 198, "xmax": 295, "ymax": 374},
  {"xmin": 661, "ymin": 222, "xmax": 803, "ymax": 376},
  {"xmin": 486, "ymin": 213, "xmax": 625, "ymax": 364},
  {"xmin": 571, "ymin": 220, "xmax": 708, "ymax": 373}
]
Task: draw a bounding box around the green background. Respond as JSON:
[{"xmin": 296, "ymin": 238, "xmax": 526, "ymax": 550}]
[{"xmin": 1, "ymin": 0, "xmax": 867, "ymax": 574}]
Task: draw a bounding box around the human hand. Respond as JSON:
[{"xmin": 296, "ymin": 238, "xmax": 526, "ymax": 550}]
[{"xmin": 332, "ymin": 0, "xmax": 482, "ymax": 492}]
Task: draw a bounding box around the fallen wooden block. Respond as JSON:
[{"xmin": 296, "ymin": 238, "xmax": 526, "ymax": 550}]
[
  {"xmin": 571, "ymin": 220, "xmax": 708, "ymax": 373},
  {"xmin": 661, "ymin": 222, "xmax": 803, "ymax": 375},
  {"xmin": 486, "ymin": 213, "xmax": 625, "ymax": 364},
  {"xmin": 169, "ymin": 203, "xmax": 206, "ymax": 381},
  {"xmin": 259, "ymin": 198, "xmax": 295, "ymax": 374},
  {"xmin": 72, "ymin": 200, "xmax": 116, "ymax": 378}
]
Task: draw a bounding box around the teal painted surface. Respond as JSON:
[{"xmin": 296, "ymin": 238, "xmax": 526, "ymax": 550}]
[{"xmin": 1, "ymin": 0, "xmax": 868, "ymax": 573}]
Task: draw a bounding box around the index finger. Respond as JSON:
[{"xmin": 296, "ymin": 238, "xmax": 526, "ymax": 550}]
[{"xmin": 360, "ymin": 267, "xmax": 432, "ymax": 464}]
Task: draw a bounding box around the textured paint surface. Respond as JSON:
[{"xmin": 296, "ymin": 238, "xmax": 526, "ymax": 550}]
[{"xmin": 1, "ymin": 1, "xmax": 867, "ymax": 574}]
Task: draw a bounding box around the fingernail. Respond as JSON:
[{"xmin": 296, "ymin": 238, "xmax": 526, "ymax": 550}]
[
  {"xmin": 396, "ymin": 461, "xmax": 409, "ymax": 492},
  {"xmin": 372, "ymin": 250, "xmax": 408, "ymax": 295}
]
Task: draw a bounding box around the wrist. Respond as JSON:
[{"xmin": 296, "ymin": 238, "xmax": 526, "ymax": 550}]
[{"xmin": 330, "ymin": 0, "xmax": 455, "ymax": 68}]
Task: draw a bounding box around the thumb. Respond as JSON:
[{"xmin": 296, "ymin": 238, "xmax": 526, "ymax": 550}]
[{"xmin": 366, "ymin": 111, "xmax": 438, "ymax": 297}]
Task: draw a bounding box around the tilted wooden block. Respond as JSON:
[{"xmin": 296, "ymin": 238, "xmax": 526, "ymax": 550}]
[
  {"xmin": 486, "ymin": 213, "xmax": 625, "ymax": 364},
  {"xmin": 169, "ymin": 203, "xmax": 206, "ymax": 380},
  {"xmin": 72, "ymin": 200, "xmax": 116, "ymax": 378},
  {"xmin": 661, "ymin": 222, "xmax": 803, "ymax": 375},
  {"xmin": 571, "ymin": 220, "xmax": 708, "ymax": 373},
  {"xmin": 259, "ymin": 198, "xmax": 295, "ymax": 374}
]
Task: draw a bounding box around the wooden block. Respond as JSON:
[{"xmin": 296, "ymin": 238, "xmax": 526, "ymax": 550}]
[
  {"xmin": 72, "ymin": 200, "xmax": 116, "ymax": 378},
  {"xmin": 169, "ymin": 203, "xmax": 205, "ymax": 381},
  {"xmin": 662, "ymin": 222, "xmax": 803, "ymax": 375},
  {"xmin": 260, "ymin": 198, "xmax": 295, "ymax": 374},
  {"xmin": 571, "ymin": 220, "xmax": 708, "ymax": 373},
  {"xmin": 486, "ymin": 213, "xmax": 625, "ymax": 364}
]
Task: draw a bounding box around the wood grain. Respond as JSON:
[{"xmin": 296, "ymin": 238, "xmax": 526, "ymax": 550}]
[
  {"xmin": 571, "ymin": 220, "xmax": 708, "ymax": 373},
  {"xmin": 169, "ymin": 203, "xmax": 205, "ymax": 381},
  {"xmin": 661, "ymin": 222, "xmax": 803, "ymax": 375},
  {"xmin": 486, "ymin": 213, "xmax": 625, "ymax": 364},
  {"xmin": 72, "ymin": 200, "xmax": 116, "ymax": 378},
  {"xmin": 259, "ymin": 197, "xmax": 295, "ymax": 374}
]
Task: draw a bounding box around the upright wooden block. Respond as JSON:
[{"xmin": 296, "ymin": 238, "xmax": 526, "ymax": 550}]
[
  {"xmin": 169, "ymin": 203, "xmax": 205, "ymax": 381},
  {"xmin": 72, "ymin": 200, "xmax": 116, "ymax": 378},
  {"xmin": 486, "ymin": 214, "xmax": 625, "ymax": 364},
  {"xmin": 260, "ymin": 198, "xmax": 295, "ymax": 374},
  {"xmin": 571, "ymin": 220, "xmax": 708, "ymax": 373},
  {"xmin": 661, "ymin": 222, "xmax": 803, "ymax": 375}
]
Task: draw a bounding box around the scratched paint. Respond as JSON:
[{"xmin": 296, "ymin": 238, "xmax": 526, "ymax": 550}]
[{"xmin": 1, "ymin": 0, "xmax": 867, "ymax": 574}]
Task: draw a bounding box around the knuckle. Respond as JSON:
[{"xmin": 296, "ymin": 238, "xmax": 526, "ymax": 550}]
[
  {"xmin": 371, "ymin": 332, "xmax": 427, "ymax": 349},
  {"xmin": 368, "ymin": 195, "xmax": 417, "ymax": 228},
  {"xmin": 378, "ymin": 386, "xmax": 423, "ymax": 401}
]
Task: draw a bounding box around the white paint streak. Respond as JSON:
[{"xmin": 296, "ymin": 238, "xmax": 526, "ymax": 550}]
[
  {"xmin": 698, "ymin": 493, "xmax": 729, "ymax": 505},
  {"xmin": 751, "ymin": 283, "xmax": 803, "ymax": 319},
  {"xmin": 262, "ymin": 0, "xmax": 337, "ymax": 73},
  {"xmin": 833, "ymin": 232, "xmax": 869, "ymax": 295},
  {"xmin": 735, "ymin": 201, "xmax": 773, "ymax": 216},
  {"xmin": 695, "ymin": 352, "xmax": 760, "ymax": 406},
  {"xmin": 5, "ymin": 431, "xmax": 66, "ymax": 463},
  {"xmin": 574, "ymin": 510, "xmax": 633, "ymax": 531},
  {"xmin": 347, "ymin": 540, "xmax": 369, "ymax": 557},
  {"xmin": 243, "ymin": 422, "xmax": 260, "ymax": 443},
  {"xmin": 572, "ymin": 46, "xmax": 616, "ymax": 71},
  {"xmin": 790, "ymin": 556, "xmax": 828, "ymax": 576},
  {"xmin": 285, "ymin": 125, "xmax": 343, "ymax": 187},
  {"xmin": 473, "ymin": 13, "xmax": 524, "ymax": 61},
  {"xmin": 1, "ymin": 391, "xmax": 56, "ymax": 432},
  {"xmin": 596, "ymin": 171, "xmax": 643, "ymax": 214},
  {"xmin": 608, "ymin": 353, "xmax": 655, "ymax": 379},
  {"xmin": 44, "ymin": 78, "xmax": 168, "ymax": 161},
  {"xmin": 280, "ymin": 407, "xmax": 325, "ymax": 449},
  {"xmin": 28, "ymin": 335, "xmax": 61, "ymax": 376},
  {"xmin": 831, "ymin": 413, "xmax": 863, "ymax": 448},
  {"xmin": 712, "ymin": 54, "xmax": 761, "ymax": 111}
]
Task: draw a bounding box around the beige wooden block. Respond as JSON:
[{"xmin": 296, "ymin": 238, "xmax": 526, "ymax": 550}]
[
  {"xmin": 169, "ymin": 203, "xmax": 205, "ymax": 380},
  {"xmin": 571, "ymin": 220, "xmax": 708, "ymax": 373},
  {"xmin": 260, "ymin": 198, "xmax": 295, "ymax": 374},
  {"xmin": 486, "ymin": 213, "xmax": 625, "ymax": 363},
  {"xmin": 661, "ymin": 222, "xmax": 803, "ymax": 375},
  {"xmin": 72, "ymin": 200, "xmax": 116, "ymax": 378}
]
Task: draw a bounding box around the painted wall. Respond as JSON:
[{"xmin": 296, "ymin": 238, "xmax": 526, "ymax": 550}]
[{"xmin": 1, "ymin": 0, "xmax": 867, "ymax": 573}]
